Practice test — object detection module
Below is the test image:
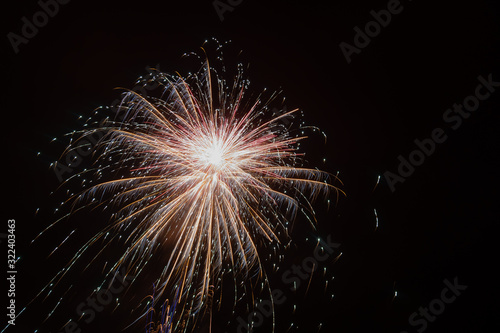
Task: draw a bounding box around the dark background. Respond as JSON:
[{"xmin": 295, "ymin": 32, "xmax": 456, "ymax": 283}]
[{"xmin": 3, "ymin": 0, "xmax": 500, "ymax": 332}]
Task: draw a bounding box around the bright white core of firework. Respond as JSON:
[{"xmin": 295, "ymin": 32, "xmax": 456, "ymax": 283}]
[{"xmin": 200, "ymin": 139, "xmax": 226, "ymax": 170}]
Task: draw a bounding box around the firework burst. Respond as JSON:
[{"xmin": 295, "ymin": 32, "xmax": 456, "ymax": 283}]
[{"xmin": 38, "ymin": 44, "xmax": 342, "ymax": 332}]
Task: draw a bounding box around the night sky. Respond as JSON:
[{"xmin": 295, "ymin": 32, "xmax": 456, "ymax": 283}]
[{"xmin": 4, "ymin": 0, "xmax": 500, "ymax": 332}]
